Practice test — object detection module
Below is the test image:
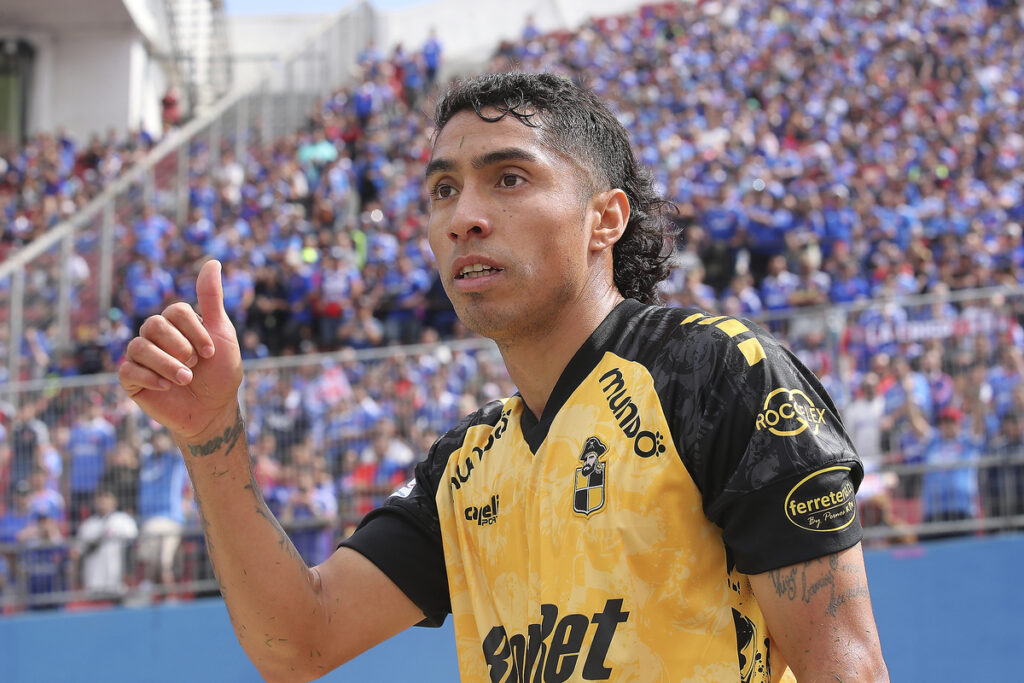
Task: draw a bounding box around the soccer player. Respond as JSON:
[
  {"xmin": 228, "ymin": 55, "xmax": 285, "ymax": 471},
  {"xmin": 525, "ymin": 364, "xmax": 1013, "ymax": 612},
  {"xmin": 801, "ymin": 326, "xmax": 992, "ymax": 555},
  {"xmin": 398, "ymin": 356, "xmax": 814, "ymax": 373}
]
[{"xmin": 118, "ymin": 72, "xmax": 889, "ymax": 682}]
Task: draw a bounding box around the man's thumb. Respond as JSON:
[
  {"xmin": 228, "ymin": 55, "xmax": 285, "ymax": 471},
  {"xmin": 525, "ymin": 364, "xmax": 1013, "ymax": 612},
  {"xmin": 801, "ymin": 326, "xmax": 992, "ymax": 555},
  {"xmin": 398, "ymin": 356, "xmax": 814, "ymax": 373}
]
[{"xmin": 196, "ymin": 259, "xmax": 229, "ymax": 328}]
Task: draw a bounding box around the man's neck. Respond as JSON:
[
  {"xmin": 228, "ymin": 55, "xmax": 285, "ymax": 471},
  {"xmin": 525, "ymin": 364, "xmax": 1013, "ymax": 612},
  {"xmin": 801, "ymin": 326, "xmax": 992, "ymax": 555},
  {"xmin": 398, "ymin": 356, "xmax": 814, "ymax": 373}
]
[{"xmin": 497, "ymin": 292, "xmax": 625, "ymax": 421}]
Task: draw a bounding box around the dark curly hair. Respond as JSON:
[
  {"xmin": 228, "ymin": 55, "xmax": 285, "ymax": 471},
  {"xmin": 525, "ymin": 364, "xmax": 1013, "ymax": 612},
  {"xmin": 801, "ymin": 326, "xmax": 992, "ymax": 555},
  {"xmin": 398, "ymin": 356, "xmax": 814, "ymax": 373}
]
[{"xmin": 432, "ymin": 72, "xmax": 675, "ymax": 304}]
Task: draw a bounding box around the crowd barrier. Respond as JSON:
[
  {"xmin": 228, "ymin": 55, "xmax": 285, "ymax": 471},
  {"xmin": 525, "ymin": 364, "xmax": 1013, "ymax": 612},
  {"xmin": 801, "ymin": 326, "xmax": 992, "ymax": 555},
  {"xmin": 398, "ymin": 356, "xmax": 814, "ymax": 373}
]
[{"xmin": 1, "ymin": 287, "xmax": 1022, "ymax": 613}]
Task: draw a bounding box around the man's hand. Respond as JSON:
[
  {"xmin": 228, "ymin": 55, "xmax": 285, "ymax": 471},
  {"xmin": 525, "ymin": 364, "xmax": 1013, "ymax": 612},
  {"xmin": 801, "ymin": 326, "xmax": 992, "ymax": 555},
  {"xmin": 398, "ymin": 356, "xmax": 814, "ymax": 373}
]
[{"xmin": 118, "ymin": 259, "xmax": 243, "ymax": 442}]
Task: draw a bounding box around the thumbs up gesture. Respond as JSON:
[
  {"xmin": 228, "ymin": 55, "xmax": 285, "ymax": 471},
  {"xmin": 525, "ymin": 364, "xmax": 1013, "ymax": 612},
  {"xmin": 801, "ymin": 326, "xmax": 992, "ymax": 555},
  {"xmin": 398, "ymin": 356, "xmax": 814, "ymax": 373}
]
[{"xmin": 119, "ymin": 260, "xmax": 243, "ymax": 442}]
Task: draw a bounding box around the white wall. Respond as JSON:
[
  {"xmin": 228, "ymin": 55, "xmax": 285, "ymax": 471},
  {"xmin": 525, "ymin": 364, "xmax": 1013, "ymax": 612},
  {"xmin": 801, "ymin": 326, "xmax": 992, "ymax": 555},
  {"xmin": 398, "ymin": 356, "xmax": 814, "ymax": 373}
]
[
  {"xmin": 224, "ymin": 0, "xmax": 659, "ymax": 96},
  {"xmin": 227, "ymin": 13, "xmax": 343, "ymax": 91},
  {"xmin": 381, "ymin": 0, "xmax": 655, "ymax": 76},
  {"xmin": 50, "ymin": 30, "xmax": 135, "ymax": 141}
]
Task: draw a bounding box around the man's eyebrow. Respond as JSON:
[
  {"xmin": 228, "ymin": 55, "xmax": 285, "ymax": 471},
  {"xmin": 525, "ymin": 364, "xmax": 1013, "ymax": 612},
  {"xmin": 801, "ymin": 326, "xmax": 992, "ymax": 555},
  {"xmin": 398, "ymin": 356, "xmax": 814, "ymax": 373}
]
[
  {"xmin": 471, "ymin": 147, "xmax": 539, "ymax": 170},
  {"xmin": 424, "ymin": 147, "xmax": 540, "ymax": 179},
  {"xmin": 424, "ymin": 157, "xmax": 454, "ymax": 179}
]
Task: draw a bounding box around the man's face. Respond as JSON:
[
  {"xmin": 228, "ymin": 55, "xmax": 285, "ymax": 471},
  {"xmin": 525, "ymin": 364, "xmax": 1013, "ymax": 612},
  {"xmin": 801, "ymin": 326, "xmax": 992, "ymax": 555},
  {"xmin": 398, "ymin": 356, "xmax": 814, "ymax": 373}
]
[
  {"xmin": 426, "ymin": 110, "xmax": 598, "ymax": 344},
  {"xmin": 95, "ymin": 492, "xmax": 116, "ymax": 516}
]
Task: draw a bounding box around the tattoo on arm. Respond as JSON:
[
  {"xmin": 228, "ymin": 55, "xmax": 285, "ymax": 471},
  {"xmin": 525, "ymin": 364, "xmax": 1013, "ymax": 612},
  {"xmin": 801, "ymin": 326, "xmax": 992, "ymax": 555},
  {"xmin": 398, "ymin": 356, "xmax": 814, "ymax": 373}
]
[
  {"xmin": 767, "ymin": 554, "xmax": 870, "ymax": 617},
  {"xmin": 187, "ymin": 410, "xmax": 245, "ymax": 457}
]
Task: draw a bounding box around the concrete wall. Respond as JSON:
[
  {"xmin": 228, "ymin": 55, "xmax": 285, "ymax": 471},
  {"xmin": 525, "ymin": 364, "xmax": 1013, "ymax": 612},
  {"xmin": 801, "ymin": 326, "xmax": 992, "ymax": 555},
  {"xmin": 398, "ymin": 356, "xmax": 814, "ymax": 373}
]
[
  {"xmin": 3, "ymin": 0, "xmax": 169, "ymax": 142},
  {"xmin": 226, "ymin": 13, "xmax": 341, "ymax": 91},
  {"xmin": 2, "ymin": 533, "xmax": 1021, "ymax": 682}
]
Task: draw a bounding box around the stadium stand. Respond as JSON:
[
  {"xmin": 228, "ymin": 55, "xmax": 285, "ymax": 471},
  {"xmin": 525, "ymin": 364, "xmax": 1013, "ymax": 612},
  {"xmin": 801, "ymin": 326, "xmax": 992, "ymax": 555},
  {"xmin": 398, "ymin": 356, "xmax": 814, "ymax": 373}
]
[{"xmin": 1, "ymin": 0, "xmax": 1023, "ymax": 613}]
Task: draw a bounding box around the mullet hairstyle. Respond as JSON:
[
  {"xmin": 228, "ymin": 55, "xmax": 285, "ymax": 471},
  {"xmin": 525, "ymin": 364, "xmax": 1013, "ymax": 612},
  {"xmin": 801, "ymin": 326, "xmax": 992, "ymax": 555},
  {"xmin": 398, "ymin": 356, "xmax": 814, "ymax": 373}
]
[{"xmin": 432, "ymin": 71, "xmax": 675, "ymax": 304}]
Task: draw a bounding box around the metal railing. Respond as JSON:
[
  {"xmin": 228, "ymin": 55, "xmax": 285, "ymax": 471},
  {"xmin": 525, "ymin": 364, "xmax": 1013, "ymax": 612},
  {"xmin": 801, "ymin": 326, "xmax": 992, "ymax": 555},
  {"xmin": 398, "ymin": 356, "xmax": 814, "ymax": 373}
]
[{"xmin": 2, "ymin": 289, "xmax": 1023, "ymax": 613}]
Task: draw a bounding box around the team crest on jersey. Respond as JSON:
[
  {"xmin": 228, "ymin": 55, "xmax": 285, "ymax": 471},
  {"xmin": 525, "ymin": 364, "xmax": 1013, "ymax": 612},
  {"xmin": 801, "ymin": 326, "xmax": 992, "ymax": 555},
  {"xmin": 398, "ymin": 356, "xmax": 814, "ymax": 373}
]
[{"xmin": 573, "ymin": 436, "xmax": 608, "ymax": 517}]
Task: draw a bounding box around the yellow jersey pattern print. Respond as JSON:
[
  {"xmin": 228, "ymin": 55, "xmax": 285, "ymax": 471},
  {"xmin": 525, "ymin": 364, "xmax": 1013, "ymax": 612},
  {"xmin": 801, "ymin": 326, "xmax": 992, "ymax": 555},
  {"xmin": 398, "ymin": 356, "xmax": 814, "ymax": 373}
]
[
  {"xmin": 439, "ymin": 353, "xmax": 776, "ymax": 682},
  {"xmin": 340, "ymin": 299, "xmax": 864, "ymax": 682}
]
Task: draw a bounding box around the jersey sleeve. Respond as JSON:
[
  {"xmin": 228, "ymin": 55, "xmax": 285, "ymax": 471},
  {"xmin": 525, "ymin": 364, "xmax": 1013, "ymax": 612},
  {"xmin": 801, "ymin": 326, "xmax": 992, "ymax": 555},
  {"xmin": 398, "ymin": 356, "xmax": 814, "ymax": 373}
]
[
  {"xmin": 671, "ymin": 319, "xmax": 864, "ymax": 574},
  {"xmin": 337, "ymin": 411, "xmax": 483, "ymax": 627}
]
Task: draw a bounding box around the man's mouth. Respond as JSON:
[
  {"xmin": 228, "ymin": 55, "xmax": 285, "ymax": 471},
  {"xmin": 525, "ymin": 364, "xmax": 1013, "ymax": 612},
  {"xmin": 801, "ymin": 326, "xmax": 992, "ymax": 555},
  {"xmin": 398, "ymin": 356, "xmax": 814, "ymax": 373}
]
[{"xmin": 456, "ymin": 264, "xmax": 503, "ymax": 280}]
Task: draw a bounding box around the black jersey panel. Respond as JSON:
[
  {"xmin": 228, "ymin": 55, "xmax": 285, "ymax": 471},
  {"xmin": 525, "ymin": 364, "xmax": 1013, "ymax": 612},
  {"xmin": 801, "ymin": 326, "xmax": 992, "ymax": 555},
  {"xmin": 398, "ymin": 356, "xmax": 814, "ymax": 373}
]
[
  {"xmin": 339, "ymin": 511, "xmax": 450, "ymax": 626},
  {"xmin": 339, "ymin": 400, "xmax": 507, "ymax": 625},
  {"xmin": 599, "ymin": 304, "xmax": 865, "ymax": 571}
]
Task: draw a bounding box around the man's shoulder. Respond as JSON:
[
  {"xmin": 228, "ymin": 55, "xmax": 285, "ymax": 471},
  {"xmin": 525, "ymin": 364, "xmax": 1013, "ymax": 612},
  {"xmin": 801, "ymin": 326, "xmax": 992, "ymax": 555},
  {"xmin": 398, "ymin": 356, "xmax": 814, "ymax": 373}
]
[
  {"xmin": 433, "ymin": 399, "xmax": 509, "ymax": 455},
  {"xmin": 618, "ymin": 303, "xmax": 776, "ymax": 371}
]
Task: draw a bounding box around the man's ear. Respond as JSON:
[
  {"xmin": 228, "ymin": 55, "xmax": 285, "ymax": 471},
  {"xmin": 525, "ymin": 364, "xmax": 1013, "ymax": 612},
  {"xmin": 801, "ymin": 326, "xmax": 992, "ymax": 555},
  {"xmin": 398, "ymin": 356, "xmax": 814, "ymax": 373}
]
[{"xmin": 590, "ymin": 188, "xmax": 630, "ymax": 252}]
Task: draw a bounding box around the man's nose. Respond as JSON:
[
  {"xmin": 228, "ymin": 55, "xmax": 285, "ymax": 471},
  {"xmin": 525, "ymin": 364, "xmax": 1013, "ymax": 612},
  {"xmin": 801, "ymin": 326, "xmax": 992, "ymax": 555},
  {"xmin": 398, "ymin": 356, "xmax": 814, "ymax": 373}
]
[{"xmin": 446, "ymin": 187, "xmax": 493, "ymax": 242}]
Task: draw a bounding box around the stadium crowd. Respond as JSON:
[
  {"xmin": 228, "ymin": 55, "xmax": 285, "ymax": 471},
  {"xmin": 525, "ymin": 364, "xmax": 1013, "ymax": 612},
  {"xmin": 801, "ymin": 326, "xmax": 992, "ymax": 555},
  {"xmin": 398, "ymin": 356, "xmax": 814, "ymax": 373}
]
[{"xmin": 2, "ymin": 0, "xmax": 1024, "ymax": 610}]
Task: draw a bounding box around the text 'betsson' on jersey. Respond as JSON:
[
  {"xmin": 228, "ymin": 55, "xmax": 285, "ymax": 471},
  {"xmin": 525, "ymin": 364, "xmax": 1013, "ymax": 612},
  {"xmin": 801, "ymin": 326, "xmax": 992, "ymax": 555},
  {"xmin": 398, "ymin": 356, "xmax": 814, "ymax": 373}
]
[{"xmin": 481, "ymin": 599, "xmax": 630, "ymax": 683}]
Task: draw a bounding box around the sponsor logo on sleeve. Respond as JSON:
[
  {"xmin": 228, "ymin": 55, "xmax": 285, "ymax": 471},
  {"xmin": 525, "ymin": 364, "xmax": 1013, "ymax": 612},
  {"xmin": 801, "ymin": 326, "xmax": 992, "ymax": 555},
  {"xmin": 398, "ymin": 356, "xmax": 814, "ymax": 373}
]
[
  {"xmin": 756, "ymin": 387, "xmax": 827, "ymax": 437},
  {"xmin": 784, "ymin": 466, "xmax": 857, "ymax": 532}
]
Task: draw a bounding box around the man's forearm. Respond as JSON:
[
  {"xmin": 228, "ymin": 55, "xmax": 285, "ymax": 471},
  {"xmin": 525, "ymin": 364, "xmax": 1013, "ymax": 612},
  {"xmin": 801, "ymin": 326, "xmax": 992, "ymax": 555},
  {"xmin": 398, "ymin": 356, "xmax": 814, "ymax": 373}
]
[{"xmin": 176, "ymin": 407, "xmax": 326, "ymax": 674}]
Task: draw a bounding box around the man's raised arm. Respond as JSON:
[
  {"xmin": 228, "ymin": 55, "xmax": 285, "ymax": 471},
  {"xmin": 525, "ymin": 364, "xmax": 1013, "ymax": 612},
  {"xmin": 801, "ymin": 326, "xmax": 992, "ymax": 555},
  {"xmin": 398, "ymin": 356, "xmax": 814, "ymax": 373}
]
[{"xmin": 118, "ymin": 259, "xmax": 423, "ymax": 682}]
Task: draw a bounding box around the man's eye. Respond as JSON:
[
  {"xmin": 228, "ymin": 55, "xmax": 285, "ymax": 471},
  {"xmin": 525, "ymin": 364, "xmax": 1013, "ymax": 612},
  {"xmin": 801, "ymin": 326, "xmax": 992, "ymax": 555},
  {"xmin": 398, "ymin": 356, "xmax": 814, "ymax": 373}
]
[
  {"xmin": 432, "ymin": 183, "xmax": 456, "ymax": 199},
  {"xmin": 500, "ymin": 174, "xmax": 523, "ymax": 188}
]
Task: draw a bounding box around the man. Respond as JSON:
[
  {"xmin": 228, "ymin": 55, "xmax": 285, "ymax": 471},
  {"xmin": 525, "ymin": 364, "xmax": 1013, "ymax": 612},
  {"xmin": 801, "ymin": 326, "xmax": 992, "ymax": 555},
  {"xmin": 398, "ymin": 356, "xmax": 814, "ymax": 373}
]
[
  {"xmin": 906, "ymin": 401, "xmax": 982, "ymax": 538},
  {"xmin": 136, "ymin": 430, "xmax": 187, "ymax": 599},
  {"xmin": 16, "ymin": 508, "xmax": 68, "ymax": 610},
  {"xmin": 981, "ymin": 412, "xmax": 1024, "ymax": 527},
  {"xmin": 71, "ymin": 486, "xmax": 139, "ymax": 600},
  {"xmin": 119, "ymin": 73, "xmax": 888, "ymax": 681}
]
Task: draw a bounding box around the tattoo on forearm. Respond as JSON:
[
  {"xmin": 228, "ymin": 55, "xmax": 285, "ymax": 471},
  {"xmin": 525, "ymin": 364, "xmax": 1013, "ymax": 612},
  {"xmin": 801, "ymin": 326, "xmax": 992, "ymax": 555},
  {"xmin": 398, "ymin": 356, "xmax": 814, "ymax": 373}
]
[
  {"xmin": 245, "ymin": 477, "xmax": 307, "ymax": 573},
  {"xmin": 187, "ymin": 410, "xmax": 245, "ymax": 457}
]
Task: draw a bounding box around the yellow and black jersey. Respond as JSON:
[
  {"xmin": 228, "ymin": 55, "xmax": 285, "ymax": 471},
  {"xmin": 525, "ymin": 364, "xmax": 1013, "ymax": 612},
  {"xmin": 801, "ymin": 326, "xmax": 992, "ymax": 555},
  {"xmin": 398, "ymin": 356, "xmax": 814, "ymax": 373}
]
[{"xmin": 341, "ymin": 299, "xmax": 863, "ymax": 682}]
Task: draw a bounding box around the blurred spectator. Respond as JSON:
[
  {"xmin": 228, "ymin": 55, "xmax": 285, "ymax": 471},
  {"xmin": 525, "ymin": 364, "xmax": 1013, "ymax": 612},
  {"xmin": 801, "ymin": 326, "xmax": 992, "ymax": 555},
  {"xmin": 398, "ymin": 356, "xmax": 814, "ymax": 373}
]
[
  {"xmin": 981, "ymin": 413, "xmax": 1024, "ymax": 527},
  {"xmin": 1, "ymin": 480, "xmax": 35, "ymax": 546},
  {"xmin": 379, "ymin": 253, "xmax": 431, "ymax": 344},
  {"xmin": 68, "ymin": 397, "xmax": 117, "ymax": 526},
  {"xmin": 136, "ymin": 431, "xmax": 187, "ymax": 599},
  {"xmin": 920, "ymin": 348, "xmax": 955, "ymax": 415},
  {"xmin": 123, "ymin": 258, "xmax": 176, "ymax": 335},
  {"xmin": 421, "ymin": 28, "xmax": 442, "ymax": 89},
  {"xmin": 844, "ymin": 373, "xmax": 901, "ymax": 532},
  {"xmin": 907, "ymin": 401, "xmax": 983, "ymax": 539},
  {"xmin": 279, "ymin": 467, "xmax": 335, "ymax": 566},
  {"xmin": 313, "ymin": 250, "xmax": 365, "ymax": 349},
  {"xmin": 337, "ymin": 297, "xmax": 385, "ymax": 349},
  {"xmin": 221, "ymin": 259, "xmax": 256, "ymax": 331},
  {"xmin": 760, "ymin": 254, "xmax": 798, "ymax": 314},
  {"xmin": 359, "ymin": 417, "xmax": 414, "ymax": 488},
  {"xmin": 5, "ymin": 402, "xmax": 48, "ymax": 497},
  {"xmin": 26, "ymin": 466, "xmax": 65, "ymax": 522},
  {"xmin": 161, "ymin": 88, "xmax": 181, "ymax": 133},
  {"xmin": 99, "ymin": 442, "xmax": 140, "ymax": 516},
  {"xmin": 16, "ymin": 508, "xmax": 68, "ymax": 610},
  {"xmin": 70, "ymin": 486, "xmax": 138, "ymax": 601},
  {"xmin": 988, "ymin": 345, "xmax": 1024, "ymax": 420}
]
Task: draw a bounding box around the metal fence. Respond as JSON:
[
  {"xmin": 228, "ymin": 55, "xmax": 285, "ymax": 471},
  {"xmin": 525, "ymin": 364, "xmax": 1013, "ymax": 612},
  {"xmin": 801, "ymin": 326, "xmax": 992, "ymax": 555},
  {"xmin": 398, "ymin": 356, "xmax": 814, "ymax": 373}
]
[
  {"xmin": 1, "ymin": 287, "xmax": 1023, "ymax": 613},
  {"xmin": 0, "ymin": 336, "xmax": 506, "ymax": 612}
]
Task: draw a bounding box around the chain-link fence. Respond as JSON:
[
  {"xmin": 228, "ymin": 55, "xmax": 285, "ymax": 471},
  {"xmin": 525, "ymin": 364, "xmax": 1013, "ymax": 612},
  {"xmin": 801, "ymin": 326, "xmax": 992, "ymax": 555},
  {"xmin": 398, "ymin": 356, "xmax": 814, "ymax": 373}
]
[
  {"xmin": 0, "ymin": 336, "xmax": 506, "ymax": 612},
  {"xmin": 2, "ymin": 287, "xmax": 1023, "ymax": 613}
]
